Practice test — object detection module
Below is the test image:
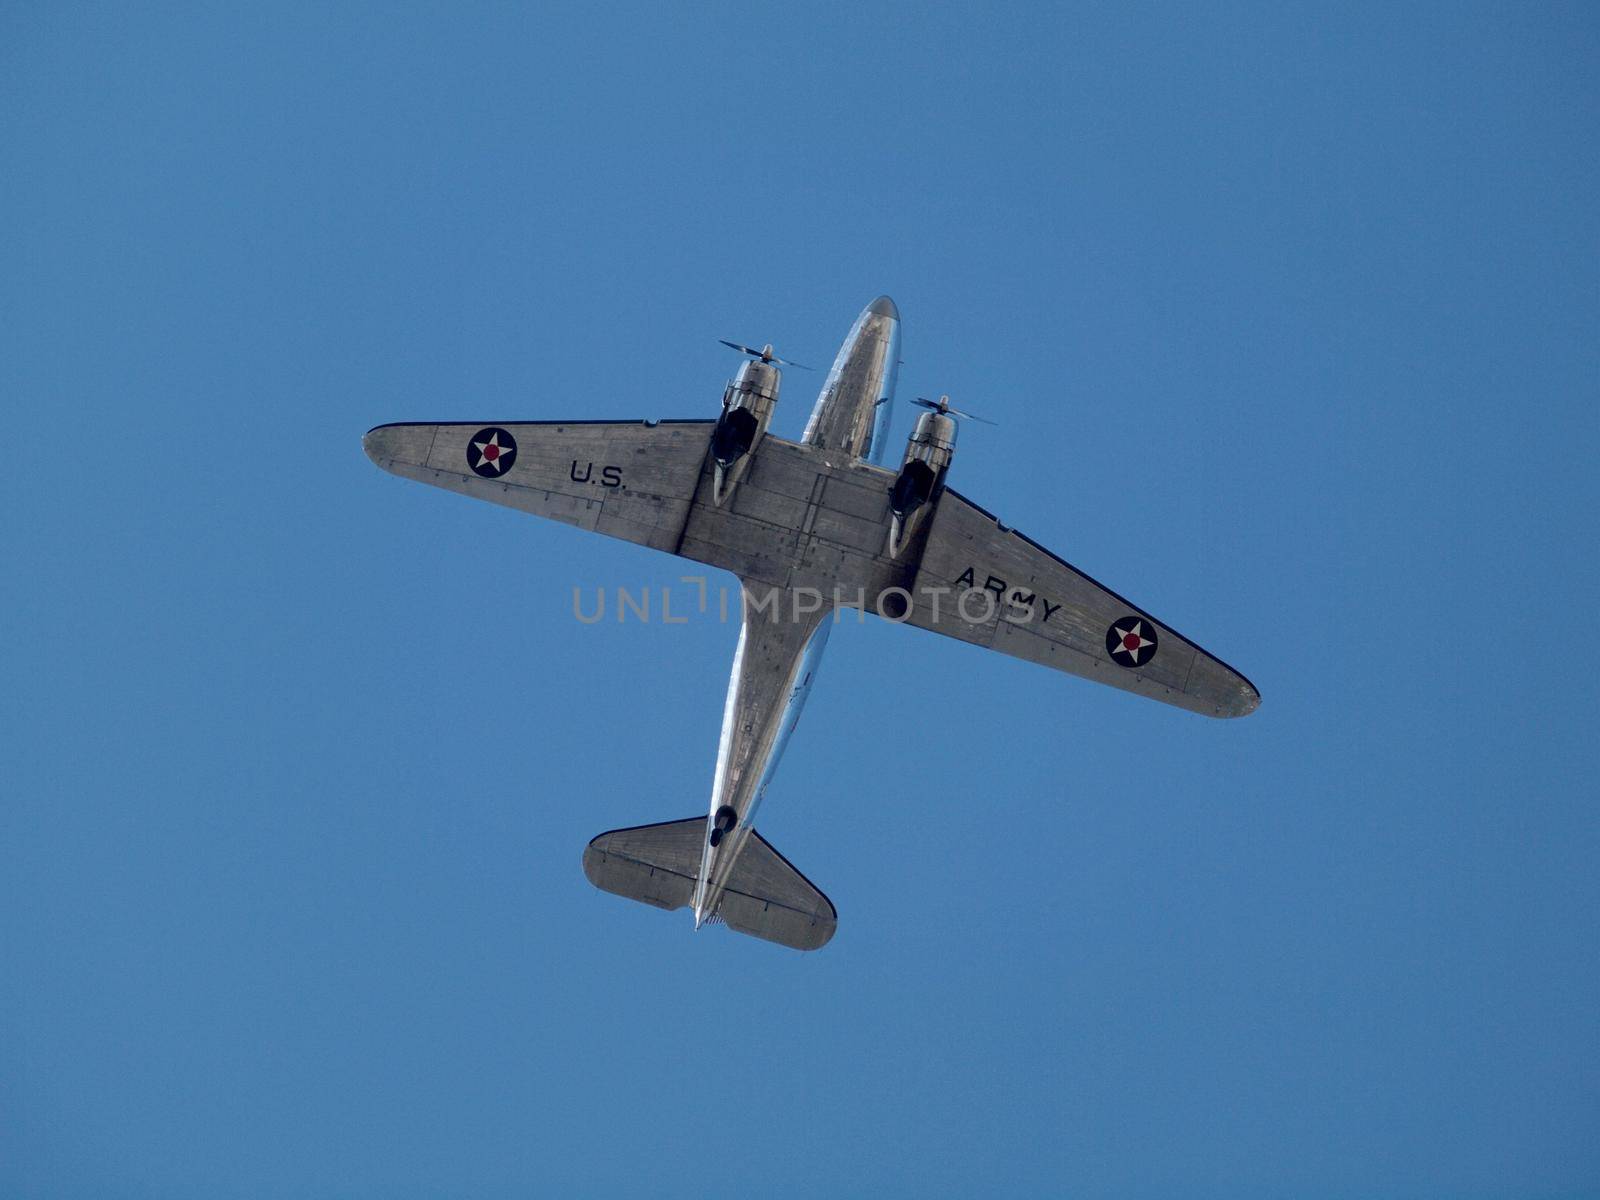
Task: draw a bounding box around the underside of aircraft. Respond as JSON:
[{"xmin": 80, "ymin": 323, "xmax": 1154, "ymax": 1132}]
[{"xmin": 364, "ymin": 297, "xmax": 1258, "ymax": 951}]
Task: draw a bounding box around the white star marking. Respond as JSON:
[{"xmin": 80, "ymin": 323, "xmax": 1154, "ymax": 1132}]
[
  {"xmin": 1115, "ymin": 620, "xmax": 1152, "ymax": 661},
  {"xmin": 473, "ymin": 432, "xmax": 509, "ymax": 473}
]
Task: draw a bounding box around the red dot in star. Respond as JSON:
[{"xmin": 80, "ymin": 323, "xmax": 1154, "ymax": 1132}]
[
  {"xmin": 483, "ymin": 443, "xmax": 500, "ymax": 461},
  {"xmin": 1122, "ymin": 632, "xmax": 1141, "ymax": 651}
]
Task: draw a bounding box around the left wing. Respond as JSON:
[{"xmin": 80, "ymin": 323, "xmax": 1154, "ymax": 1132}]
[
  {"xmin": 362, "ymin": 419, "xmax": 714, "ymax": 554},
  {"xmin": 902, "ymin": 488, "xmax": 1260, "ymax": 718},
  {"xmin": 363, "ymin": 419, "xmax": 920, "ymax": 589}
]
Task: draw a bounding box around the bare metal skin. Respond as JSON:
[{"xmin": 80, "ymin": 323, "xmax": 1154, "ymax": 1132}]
[{"xmin": 363, "ymin": 296, "xmax": 1257, "ymax": 950}]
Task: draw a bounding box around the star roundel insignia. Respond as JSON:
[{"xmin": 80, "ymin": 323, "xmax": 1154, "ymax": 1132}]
[
  {"xmin": 1106, "ymin": 616, "xmax": 1158, "ymax": 669},
  {"xmin": 467, "ymin": 427, "xmax": 517, "ymax": 478}
]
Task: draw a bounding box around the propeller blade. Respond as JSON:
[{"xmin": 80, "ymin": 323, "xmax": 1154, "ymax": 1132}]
[
  {"xmin": 947, "ymin": 407, "xmax": 998, "ymax": 426},
  {"xmin": 912, "ymin": 396, "xmax": 997, "ymax": 425},
  {"xmin": 718, "ymin": 340, "xmax": 813, "ymax": 370}
]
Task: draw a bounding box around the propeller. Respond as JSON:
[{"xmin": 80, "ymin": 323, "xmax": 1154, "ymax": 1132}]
[
  {"xmin": 719, "ymin": 340, "xmax": 813, "ymax": 370},
  {"xmin": 912, "ymin": 395, "xmax": 997, "ymax": 426}
]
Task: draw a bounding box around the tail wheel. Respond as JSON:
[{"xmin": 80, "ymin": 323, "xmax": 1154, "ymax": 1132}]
[{"xmin": 709, "ymin": 805, "xmax": 737, "ymax": 846}]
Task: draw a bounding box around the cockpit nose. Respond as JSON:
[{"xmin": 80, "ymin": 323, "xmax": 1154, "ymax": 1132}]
[{"xmin": 867, "ymin": 295, "xmax": 899, "ymax": 319}]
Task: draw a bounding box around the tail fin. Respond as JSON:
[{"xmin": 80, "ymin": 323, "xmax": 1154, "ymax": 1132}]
[{"xmin": 583, "ymin": 817, "xmax": 837, "ymax": 951}]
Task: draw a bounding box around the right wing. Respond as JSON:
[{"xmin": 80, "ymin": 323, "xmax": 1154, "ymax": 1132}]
[
  {"xmin": 903, "ymin": 487, "xmax": 1260, "ymax": 718},
  {"xmin": 362, "ymin": 419, "xmax": 714, "ymax": 554}
]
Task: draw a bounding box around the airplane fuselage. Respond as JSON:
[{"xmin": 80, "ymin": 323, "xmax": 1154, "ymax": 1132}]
[{"xmin": 691, "ymin": 297, "xmax": 901, "ymax": 926}]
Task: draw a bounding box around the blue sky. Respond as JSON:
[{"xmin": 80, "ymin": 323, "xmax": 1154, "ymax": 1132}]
[{"xmin": 3, "ymin": 3, "xmax": 1597, "ymax": 1196}]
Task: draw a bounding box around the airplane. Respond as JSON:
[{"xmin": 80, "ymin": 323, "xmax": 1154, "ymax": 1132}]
[{"xmin": 363, "ymin": 296, "xmax": 1259, "ymax": 951}]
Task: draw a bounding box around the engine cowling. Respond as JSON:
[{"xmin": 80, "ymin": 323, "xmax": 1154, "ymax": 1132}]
[
  {"xmin": 886, "ymin": 407, "xmax": 957, "ymax": 558},
  {"xmin": 710, "ymin": 358, "xmax": 780, "ymax": 506}
]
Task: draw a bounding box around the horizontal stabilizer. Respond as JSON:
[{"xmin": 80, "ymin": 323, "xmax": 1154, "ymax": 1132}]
[
  {"xmin": 582, "ymin": 818, "xmax": 702, "ymax": 912},
  {"xmin": 583, "ymin": 818, "xmax": 837, "ymax": 951},
  {"xmin": 715, "ymin": 834, "xmax": 837, "ymax": 951}
]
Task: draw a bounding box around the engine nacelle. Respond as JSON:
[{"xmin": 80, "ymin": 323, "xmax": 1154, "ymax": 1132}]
[
  {"xmin": 710, "ymin": 357, "xmax": 780, "ymax": 506},
  {"xmin": 886, "ymin": 408, "xmax": 957, "ymax": 558}
]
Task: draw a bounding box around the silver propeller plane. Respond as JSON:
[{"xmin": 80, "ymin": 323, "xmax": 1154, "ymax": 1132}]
[{"xmin": 363, "ymin": 297, "xmax": 1259, "ymax": 951}]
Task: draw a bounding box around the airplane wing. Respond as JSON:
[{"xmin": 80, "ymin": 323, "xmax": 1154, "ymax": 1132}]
[
  {"xmin": 363, "ymin": 421, "xmax": 1257, "ymax": 716},
  {"xmin": 361, "ymin": 418, "xmax": 921, "ymax": 587},
  {"xmin": 362, "ymin": 419, "xmax": 715, "ymax": 554},
  {"xmin": 902, "ymin": 488, "xmax": 1260, "ymax": 718}
]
